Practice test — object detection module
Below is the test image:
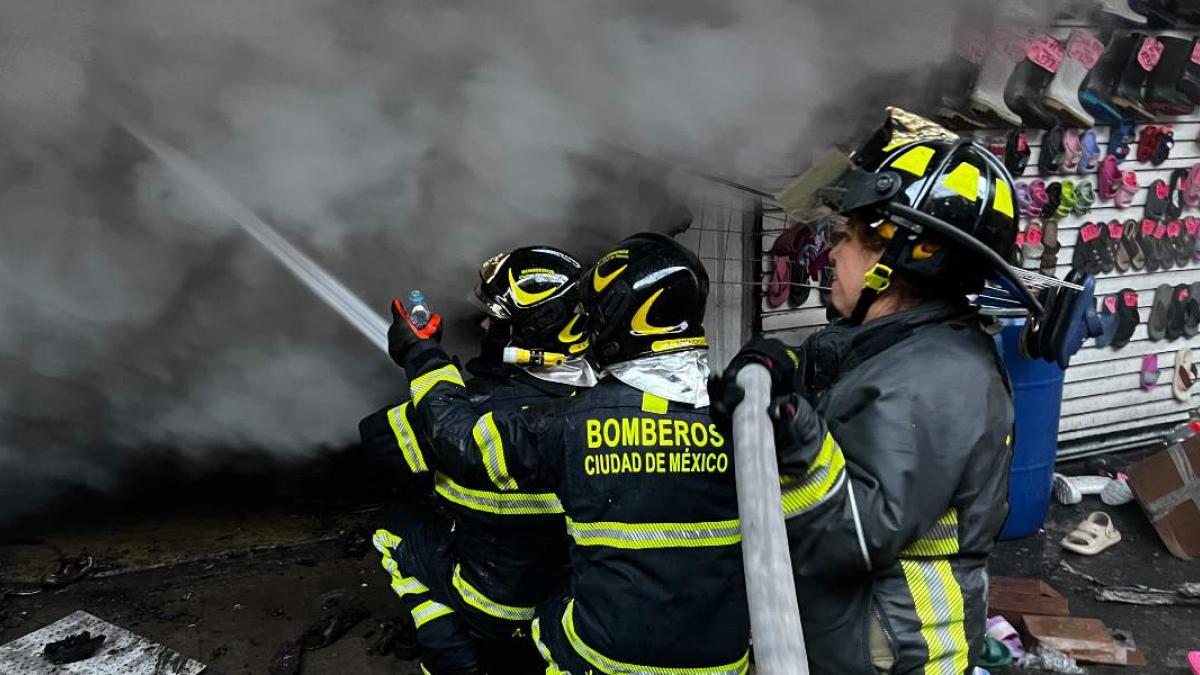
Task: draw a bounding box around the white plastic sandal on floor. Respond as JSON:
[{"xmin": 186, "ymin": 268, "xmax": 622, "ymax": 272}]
[
  {"xmin": 1061, "ymin": 512, "xmax": 1122, "ymax": 555},
  {"xmin": 1051, "ymin": 473, "xmax": 1112, "ymax": 505}
]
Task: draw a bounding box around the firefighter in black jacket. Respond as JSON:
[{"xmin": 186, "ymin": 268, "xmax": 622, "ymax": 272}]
[
  {"xmin": 388, "ymin": 233, "xmax": 751, "ymax": 674},
  {"xmin": 711, "ymin": 109, "xmax": 1021, "ymax": 675},
  {"xmin": 360, "ymin": 246, "xmax": 596, "ymax": 674}
]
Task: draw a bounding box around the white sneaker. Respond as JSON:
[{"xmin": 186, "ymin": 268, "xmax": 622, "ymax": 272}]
[
  {"xmin": 1100, "ymin": 478, "xmax": 1134, "ymax": 506},
  {"xmin": 1052, "ymin": 473, "xmax": 1112, "ymax": 505}
]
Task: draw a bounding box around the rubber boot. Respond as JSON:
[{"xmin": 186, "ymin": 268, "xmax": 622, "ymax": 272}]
[
  {"xmin": 1148, "ymin": 35, "xmax": 1197, "ymax": 116},
  {"xmin": 1112, "ymin": 33, "xmax": 1163, "ymax": 121},
  {"xmin": 1044, "ymin": 29, "xmax": 1104, "ymax": 127},
  {"xmin": 1097, "ymin": 0, "xmax": 1149, "ymax": 24},
  {"xmin": 1177, "ymin": 36, "xmax": 1200, "ymax": 104},
  {"xmin": 1005, "ymin": 34, "xmax": 1066, "ymax": 129},
  {"xmin": 1080, "ymin": 34, "xmax": 1132, "ymax": 124},
  {"xmin": 969, "ymin": 26, "xmax": 1026, "ymax": 126}
]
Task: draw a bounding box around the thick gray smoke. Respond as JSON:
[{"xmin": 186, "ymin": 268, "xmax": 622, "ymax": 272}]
[{"xmin": 0, "ymin": 0, "xmax": 965, "ymax": 521}]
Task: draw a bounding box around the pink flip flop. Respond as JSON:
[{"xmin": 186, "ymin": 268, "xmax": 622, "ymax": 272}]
[
  {"xmin": 1115, "ymin": 171, "xmax": 1139, "ymax": 209},
  {"xmin": 1029, "ymin": 179, "xmax": 1050, "ymax": 215},
  {"xmin": 1185, "ymin": 163, "xmax": 1200, "ymax": 208},
  {"xmin": 1062, "ymin": 129, "xmax": 1083, "ymax": 173},
  {"xmin": 1187, "ymin": 650, "xmax": 1199, "ymax": 674},
  {"xmin": 1099, "ymin": 155, "xmax": 1122, "ymax": 200},
  {"xmin": 1142, "ymin": 353, "xmax": 1161, "ymax": 390}
]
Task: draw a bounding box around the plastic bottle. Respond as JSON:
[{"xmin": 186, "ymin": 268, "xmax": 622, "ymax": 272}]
[
  {"xmin": 1165, "ymin": 419, "xmax": 1200, "ymax": 445},
  {"xmin": 409, "ymin": 290, "xmax": 431, "ymax": 329}
]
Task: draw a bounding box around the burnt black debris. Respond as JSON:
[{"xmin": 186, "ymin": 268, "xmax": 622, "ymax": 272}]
[{"xmin": 43, "ymin": 630, "xmax": 106, "ymax": 665}]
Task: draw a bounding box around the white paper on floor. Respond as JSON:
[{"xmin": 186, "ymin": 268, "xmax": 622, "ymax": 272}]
[{"xmin": 0, "ymin": 610, "xmax": 206, "ymax": 675}]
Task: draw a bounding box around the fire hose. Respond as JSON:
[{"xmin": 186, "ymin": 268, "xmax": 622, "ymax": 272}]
[{"xmin": 732, "ymin": 364, "xmax": 809, "ymax": 674}]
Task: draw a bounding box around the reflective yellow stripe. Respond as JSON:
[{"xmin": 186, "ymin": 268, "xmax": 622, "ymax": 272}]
[
  {"xmin": 780, "ymin": 433, "xmax": 846, "ymax": 518},
  {"xmin": 562, "ymin": 600, "xmax": 749, "ymax": 674},
  {"xmin": 452, "ymin": 564, "xmax": 536, "ymax": 622},
  {"xmin": 473, "ymin": 413, "xmax": 518, "ymax": 491},
  {"xmin": 411, "ymin": 599, "xmax": 454, "ymax": 628},
  {"xmin": 410, "ymin": 364, "xmax": 465, "ymax": 405},
  {"xmin": 901, "ymin": 559, "xmax": 970, "ymax": 675},
  {"xmin": 941, "ymin": 162, "xmax": 980, "ymax": 202},
  {"xmin": 566, "ymin": 517, "xmax": 741, "ymax": 549},
  {"xmin": 387, "ymin": 403, "xmax": 428, "ymax": 474},
  {"xmin": 993, "ymin": 178, "xmax": 1014, "ymax": 218},
  {"xmin": 902, "ymin": 508, "xmax": 961, "ymax": 558},
  {"xmin": 434, "ymin": 472, "xmax": 563, "ymax": 516},
  {"xmin": 372, "ymin": 529, "xmax": 431, "ymax": 600},
  {"xmin": 641, "ymin": 392, "xmax": 669, "ymax": 414},
  {"xmin": 891, "ymin": 145, "xmax": 936, "ymax": 176},
  {"xmin": 532, "ymin": 618, "xmax": 567, "ymax": 675}
]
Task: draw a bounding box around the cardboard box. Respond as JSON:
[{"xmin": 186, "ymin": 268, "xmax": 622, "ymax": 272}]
[
  {"xmin": 1128, "ymin": 433, "xmax": 1200, "ymax": 560},
  {"xmin": 988, "ymin": 576, "xmax": 1069, "ymax": 627},
  {"xmin": 1021, "ymin": 615, "xmax": 1145, "ymax": 666}
]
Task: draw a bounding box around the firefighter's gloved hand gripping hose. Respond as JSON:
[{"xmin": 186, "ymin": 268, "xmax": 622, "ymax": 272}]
[{"xmin": 732, "ymin": 363, "xmax": 809, "ymax": 675}]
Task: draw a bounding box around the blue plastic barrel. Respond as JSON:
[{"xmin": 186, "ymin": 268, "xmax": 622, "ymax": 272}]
[{"xmin": 993, "ymin": 317, "xmax": 1066, "ymax": 540}]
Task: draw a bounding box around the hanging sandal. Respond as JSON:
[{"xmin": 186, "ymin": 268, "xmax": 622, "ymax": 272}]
[
  {"xmin": 1055, "ymin": 180, "xmax": 1078, "ymax": 218},
  {"xmin": 1137, "ymin": 124, "xmax": 1163, "ymax": 163},
  {"xmin": 1152, "ymin": 127, "xmax": 1175, "ymax": 166},
  {"xmin": 1061, "ymin": 128, "xmax": 1083, "ymax": 173},
  {"xmin": 1145, "ymin": 179, "xmax": 1170, "ymax": 220},
  {"xmin": 1041, "ymin": 219, "xmax": 1061, "ymax": 277},
  {"xmin": 1098, "ymin": 155, "xmax": 1122, "ymax": 200},
  {"xmin": 1173, "ymin": 347, "xmax": 1197, "ymax": 401},
  {"xmin": 1080, "ymin": 129, "xmax": 1102, "ymax": 173},
  {"xmin": 1073, "ymin": 180, "xmax": 1096, "ymax": 217},
  {"xmin": 1115, "ymin": 171, "xmax": 1139, "ymax": 208},
  {"xmin": 1109, "ymin": 118, "xmax": 1136, "ymax": 161},
  {"xmin": 1184, "ymin": 163, "xmax": 1200, "ymax": 207},
  {"xmin": 1061, "ymin": 512, "xmax": 1122, "ymax": 555},
  {"xmin": 1111, "ymin": 221, "xmax": 1131, "ymax": 271},
  {"xmin": 1039, "ymin": 126, "xmax": 1067, "ymax": 175},
  {"xmin": 1142, "ymin": 352, "xmax": 1162, "ymax": 390},
  {"xmin": 1122, "ymin": 219, "xmax": 1145, "ymax": 270},
  {"xmin": 1022, "ymin": 221, "xmax": 1045, "ymax": 269}
]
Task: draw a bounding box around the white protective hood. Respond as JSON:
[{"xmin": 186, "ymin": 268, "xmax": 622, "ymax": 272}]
[{"xmin": 605, "ymin": 350, "xmax": 710, "ymax": 408}]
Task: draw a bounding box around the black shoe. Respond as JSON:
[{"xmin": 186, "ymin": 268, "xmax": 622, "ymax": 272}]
[
  {"xmin": 1081, "ymin": 35, "xmax": 1132, "ymax": 124},
  {"xmin": 1005, "ymin": 37, "xmax": 1064, "ymax": 129},
  {"xmin": 1147, "ymin": 35, "xmax": 1196, "ymax": 115},
  {"xmin": 1179, "ymin": 36, "xmax": 1200, "ymax": 103},
  {"xmin": 1112, "ymin": 33, "xmax": 1162, "ymax": 121}
]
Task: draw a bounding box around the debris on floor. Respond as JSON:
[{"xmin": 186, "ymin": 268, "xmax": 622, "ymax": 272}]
[
  {"xmin": 1127, "ymin": 433, "xmax": 1200, "ymax": 559},
  {"xmin": 988, "ymin": 576, "xmax": 1070, "ymax": 626},
  {"xmin": 269, "ymin": 638, "xmax": 303, "ymax": 675},
  {"xmin": 1021, "ymin": 615, "xmax": 1145, "ymax": 666},
  {"xmin": 41, "ymin": 554, "xmax": 95, "ymax": 590},
  {"xmin": 301, "ymin": 591, "xmax": 369, "ymax": 651},
  {"xmin": 366, "ymin": 615, "xmax": 420, "ymax": 660},
  {"xmin": 42, "ymin": 630, "xmax": 105, "ymax": 665},
  {"xmin": 1016, "ymin": 645, "xmax": 1086, "ymax": 675},
  {"xmin": 0, "ymin": 610, "xmax": 205, "ymax": 674}
]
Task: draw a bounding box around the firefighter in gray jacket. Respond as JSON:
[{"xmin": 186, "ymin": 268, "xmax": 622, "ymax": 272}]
[{"xmin": 711, "ymin": 109, "xmax": 1019, "ymax": 675}]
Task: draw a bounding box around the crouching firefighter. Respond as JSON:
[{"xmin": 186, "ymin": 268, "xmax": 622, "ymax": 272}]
[
  {"xmin": 389, "ymin": 232, "xmax": 751, "ymax": 674},
  {"xmin": 359, "ymin": 246, "xmax": 597, "ymax": 674},
  {"xmin": 711, "ymin": 109, "xmax": 1026, "ymax": 675}
]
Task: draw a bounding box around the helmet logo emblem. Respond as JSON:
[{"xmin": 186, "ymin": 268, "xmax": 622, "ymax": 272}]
[
  {"xmin": 558, "ymin": 313, "xmax": 585, "ymax": 343},
  {"xmin": 592, "ymin": 264, "xmax": 627, "ymax": 293},
  {"xmin": 630, "ymin": 289, "xmax": 685, "ymax": 336},
  {"xmin": 508, "ymin": 268, "xmax": 557, "ymax": 307}
]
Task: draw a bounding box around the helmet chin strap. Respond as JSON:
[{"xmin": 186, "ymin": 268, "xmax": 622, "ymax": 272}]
[{"xmin": 848, "ymin": 233, "xmax": 908, "ymax": 325}]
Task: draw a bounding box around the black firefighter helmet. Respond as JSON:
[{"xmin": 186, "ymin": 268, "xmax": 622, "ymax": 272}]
[
  {"xmin": 807, "ymin": 107, "xmax": 1040, "ymax": 322},
  {"xmin": 582, "ymin": 232, "xmax": 708, "ymax": 366},
  {"xmin": 474, "ymin": 246, "xmax": 589, "ymax": 359}
]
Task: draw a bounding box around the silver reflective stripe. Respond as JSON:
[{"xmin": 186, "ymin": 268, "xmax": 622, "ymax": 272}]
[
  {"xmin": 411, "ymin": 599, "xmax": 454, "ymax": 628},
  {"xmin": 452, "ymin": 565, "xmax": 536, "ymax": 621},
  {"xmin": 561, "ymin": 599, "xmax": 750, "ymax": 674},
  {"xmin": 434, "ymin": 473, "xmax": 563, "ymax": 516},
  {"xmin": 387, "ymin": 403, "xmax": 428, "ymax": 473},
  {"xmin": 473, "ymin": 413, "xmax": 518, "ymax": 490},
  {"xmin": 410, "ymin": 364, "xmax": 465, "ymax": 405},
  {"xmin": 565, "ymin": 518, "xmax": 741, "ymax": 549}
]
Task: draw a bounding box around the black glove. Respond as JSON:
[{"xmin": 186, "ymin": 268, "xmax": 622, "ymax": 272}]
[
  {"xmin": 708, "ymin": 337, "xmax": 812, "ymax": 448},
  {"xmin": 388, "ymin": 299, "xmax": 443, "ymax": 367},
  {"xmin": 728, "ymin": 337, "xmax": 801, "ymax": 395}
]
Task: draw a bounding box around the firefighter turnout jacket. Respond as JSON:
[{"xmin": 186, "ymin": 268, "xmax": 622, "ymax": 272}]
[
  {"xmin": 401, "ymin": 343, "xmax": 751, "ymax": 674},
  {"xmin": 777, "ymin": 300, "xmax": 1013, "ymax": 675},
  {"xmin": 359, "ymin": 358, "xmax": 577, "ymax": 639}
]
